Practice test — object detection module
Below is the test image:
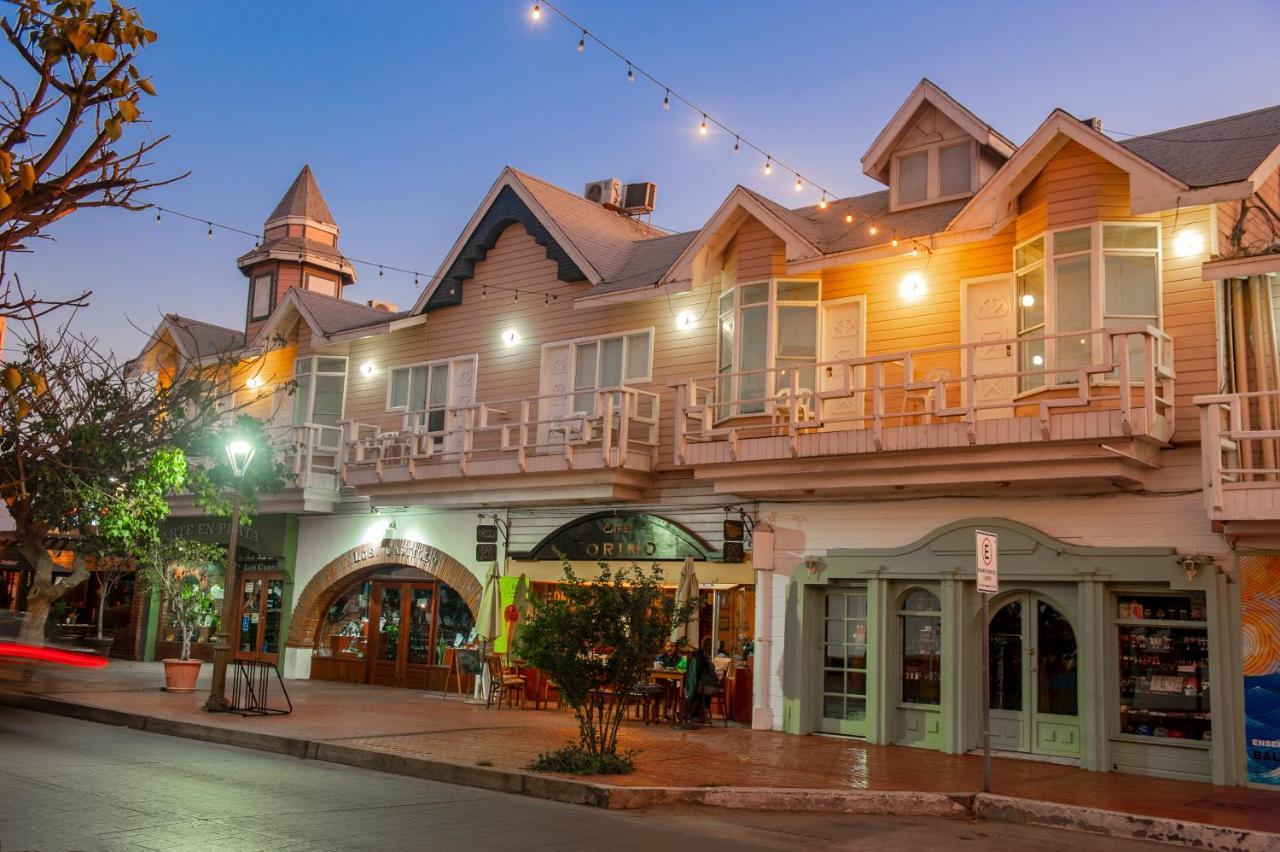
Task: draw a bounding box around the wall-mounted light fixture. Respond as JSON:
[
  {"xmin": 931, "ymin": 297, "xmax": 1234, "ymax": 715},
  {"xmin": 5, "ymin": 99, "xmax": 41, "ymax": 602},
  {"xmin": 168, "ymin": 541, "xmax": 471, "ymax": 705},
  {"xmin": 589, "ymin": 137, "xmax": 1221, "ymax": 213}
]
[
  {"xmin": 360, "ymin": 362, "xmax": 376, "ymax": 376},
  {"xmin": 502, "ymin": 329, "xmax": 520, "ymax": 346},
  {"xmin": 245, "ymin": 376, "xmax": 264, "ymax": 390},
  {"xmin": 676, "ymin": 311, "xmax": 697, "ymax": 331},
  {"xmin": 1174, "ymin": 229, "xmax": 1205, "ymax": 258},
  {"xmin": 899, "ymin": 273, "xmax": 927, "ymax": 301}
]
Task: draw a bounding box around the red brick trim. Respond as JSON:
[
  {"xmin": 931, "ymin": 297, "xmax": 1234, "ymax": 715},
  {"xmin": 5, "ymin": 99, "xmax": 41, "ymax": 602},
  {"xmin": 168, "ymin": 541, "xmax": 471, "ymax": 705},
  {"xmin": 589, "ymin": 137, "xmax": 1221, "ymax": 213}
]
[{"xmin": 285, "ymin": 542, "xmax": 481, "ymax": 649}]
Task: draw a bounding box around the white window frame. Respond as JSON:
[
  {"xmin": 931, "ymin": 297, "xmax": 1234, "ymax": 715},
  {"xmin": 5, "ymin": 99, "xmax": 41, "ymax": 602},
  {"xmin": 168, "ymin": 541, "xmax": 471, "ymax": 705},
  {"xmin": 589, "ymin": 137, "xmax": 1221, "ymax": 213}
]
[
  {"xmin": 292, "ymin": 355, "xmax": 348, "ymax": 431},
  {"xmin": 542, "ymin": 328, "xmax": 654, "ymax": 415},
  {"xmin": 1013, "ymin": 220, "xmax": 1163, "ymax": 394},
  {"xmin": 306, "ymin": 274, "xmax": 338, "ymax": 297},
  {"xmin": 250, "ymin": 274, "xmax": 273, "ymax": 321},
  {"xmin": 890, "ymin": 139, "xmax": 977, "ymax": 211},
  {"xmin": 716, "ymin": 277, "xmax": 822, "ymax": 419}
]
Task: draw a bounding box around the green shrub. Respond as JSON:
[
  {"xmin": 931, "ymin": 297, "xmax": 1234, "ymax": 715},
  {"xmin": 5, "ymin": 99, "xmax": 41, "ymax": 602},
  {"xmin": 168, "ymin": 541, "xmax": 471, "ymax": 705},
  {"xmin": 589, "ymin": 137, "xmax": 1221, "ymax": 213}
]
[{"xmin": 528, "ymin": 744, "xmax": 636, "ymax": 776}]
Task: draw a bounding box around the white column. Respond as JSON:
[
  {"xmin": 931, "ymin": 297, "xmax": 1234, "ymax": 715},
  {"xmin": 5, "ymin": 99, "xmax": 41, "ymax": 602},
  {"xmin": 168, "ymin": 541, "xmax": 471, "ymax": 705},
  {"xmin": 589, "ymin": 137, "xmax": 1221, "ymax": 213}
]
[{"xmin": 751, "ymin": 523, "xmax": 775, "ymax": 731}]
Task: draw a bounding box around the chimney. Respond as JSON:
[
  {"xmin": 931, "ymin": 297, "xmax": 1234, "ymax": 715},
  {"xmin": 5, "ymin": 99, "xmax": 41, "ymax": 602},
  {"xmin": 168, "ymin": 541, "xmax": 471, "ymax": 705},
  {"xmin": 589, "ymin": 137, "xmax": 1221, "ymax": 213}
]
[{"xmin": 367, "ymin": 299, "xmax": 398, "ymax": 313}]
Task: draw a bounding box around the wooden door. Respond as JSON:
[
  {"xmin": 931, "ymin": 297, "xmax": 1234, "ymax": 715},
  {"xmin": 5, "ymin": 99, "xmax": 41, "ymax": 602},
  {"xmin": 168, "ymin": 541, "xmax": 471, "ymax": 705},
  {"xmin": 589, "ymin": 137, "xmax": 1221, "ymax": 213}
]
[
  {"xmin": 819, "ymin": 297, "xmax": 865, "ymax": 423},
  {"xmin": 367, "ymin": 581, "xmax": 438, "ymax": 688},
  {"xmin": 988, "ymin": 595, "xmax": 1031, "ymax": 752},
  {"xmin": 234, "ymin": 572, "xmax": 285, "ymax": 664},
  {"xmin": 962, "ymin": 276, "xmax": 1015, "ymax": 420}
]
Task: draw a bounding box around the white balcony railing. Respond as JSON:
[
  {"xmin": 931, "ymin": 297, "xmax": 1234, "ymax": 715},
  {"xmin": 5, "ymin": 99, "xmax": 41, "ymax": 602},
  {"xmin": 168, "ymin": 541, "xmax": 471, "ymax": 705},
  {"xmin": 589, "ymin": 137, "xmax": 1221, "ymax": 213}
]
[
  {"xmin": 1196, "ymin": 390, "xmax": 1280, "ymax": 521},
  {"xmin": 339, "ymin": 386, "xmax": 660, "ymax": 482},
  {"xmin": 673, "ymin": 325, "xmax": 1175, "ymax": 464}
]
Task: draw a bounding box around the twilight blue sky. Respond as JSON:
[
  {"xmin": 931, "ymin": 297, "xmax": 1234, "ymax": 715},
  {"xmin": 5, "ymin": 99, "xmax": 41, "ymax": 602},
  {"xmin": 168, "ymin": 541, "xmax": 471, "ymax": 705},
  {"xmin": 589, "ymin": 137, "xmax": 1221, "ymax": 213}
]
[{"xmin": 10, "ymin": 0, "xmax": 1280, "ymax": 356}]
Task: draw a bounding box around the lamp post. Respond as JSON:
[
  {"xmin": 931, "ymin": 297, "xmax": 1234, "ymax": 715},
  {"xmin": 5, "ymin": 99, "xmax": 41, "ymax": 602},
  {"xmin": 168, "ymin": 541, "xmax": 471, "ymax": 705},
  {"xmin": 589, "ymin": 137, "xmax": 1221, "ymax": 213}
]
[{"xmin": 204, "ymin": 438, "xmax": 256, "ymax": 712}]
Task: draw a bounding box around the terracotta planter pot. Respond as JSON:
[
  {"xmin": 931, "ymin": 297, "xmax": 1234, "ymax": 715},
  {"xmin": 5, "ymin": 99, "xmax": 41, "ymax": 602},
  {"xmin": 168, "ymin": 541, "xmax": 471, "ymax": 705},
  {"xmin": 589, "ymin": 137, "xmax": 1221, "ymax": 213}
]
[{"xmin": 162, "ymin": 658, "xmax": 202, "ymax": 692}]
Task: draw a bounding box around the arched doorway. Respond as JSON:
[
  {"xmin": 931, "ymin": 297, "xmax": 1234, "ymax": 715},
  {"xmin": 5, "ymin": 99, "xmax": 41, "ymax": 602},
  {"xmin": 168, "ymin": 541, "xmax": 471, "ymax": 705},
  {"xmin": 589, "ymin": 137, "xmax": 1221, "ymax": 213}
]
[{"xmin": 987, "ymin": 592, "xmax": 1080, "ymax": 757}]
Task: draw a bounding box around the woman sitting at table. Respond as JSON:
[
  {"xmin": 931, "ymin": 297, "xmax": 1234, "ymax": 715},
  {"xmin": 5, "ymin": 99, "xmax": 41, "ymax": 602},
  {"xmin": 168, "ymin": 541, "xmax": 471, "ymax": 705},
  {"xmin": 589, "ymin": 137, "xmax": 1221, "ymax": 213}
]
[
  {"xmin": 654, "ymin": 640, "xmax": 681, "ymax": 669},
  {"xmin": 676, "ymin": 641, "xmax": 718, "ymax": 729}
]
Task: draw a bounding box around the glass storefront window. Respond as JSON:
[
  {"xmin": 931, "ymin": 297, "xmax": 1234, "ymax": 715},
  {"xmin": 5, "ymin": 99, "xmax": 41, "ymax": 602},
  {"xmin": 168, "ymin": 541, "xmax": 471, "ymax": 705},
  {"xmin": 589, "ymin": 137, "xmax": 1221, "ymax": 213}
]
[
  {"xmin": 823, "ymin": 589, "xmax": 868, "ymax": 723},
  {"xmin": 1116, "ymin": 592, "xmax": 1210, "ymax": 741},
  {"xmin": 316, "ymin": 580, "xmax": 371, "ymax": 659},
  {"xmin": 900, "ymin": 588, "xmax": 941, "ymax": 706}
]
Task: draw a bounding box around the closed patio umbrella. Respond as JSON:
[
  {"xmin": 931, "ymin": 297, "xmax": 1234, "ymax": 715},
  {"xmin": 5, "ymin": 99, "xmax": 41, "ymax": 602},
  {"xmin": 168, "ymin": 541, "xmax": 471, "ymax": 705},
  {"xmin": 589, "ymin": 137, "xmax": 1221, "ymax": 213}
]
[
  {"xmin": 474, "ymin": 562, "xmax": 503, "ymax": 700},
  {"xmin": 505, "ymin": 573, "xmax": 530, "ymax": 661},
  {"xmin": 671, "ymin": 556, "xmax": 700, "ymax": 649}
]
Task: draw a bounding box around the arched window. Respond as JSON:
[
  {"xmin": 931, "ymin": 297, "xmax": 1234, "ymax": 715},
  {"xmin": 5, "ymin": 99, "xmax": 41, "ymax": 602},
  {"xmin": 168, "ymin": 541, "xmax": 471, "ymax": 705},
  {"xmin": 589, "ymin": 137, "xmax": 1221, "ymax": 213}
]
[{"xmin": 899, "ymin": 587, "xmax": 942, "ymax": 705}]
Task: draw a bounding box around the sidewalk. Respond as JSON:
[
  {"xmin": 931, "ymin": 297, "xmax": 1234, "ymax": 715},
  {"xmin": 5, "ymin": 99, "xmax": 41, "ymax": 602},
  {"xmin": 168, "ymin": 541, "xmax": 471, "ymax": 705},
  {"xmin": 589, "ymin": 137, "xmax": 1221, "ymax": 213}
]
[{"xmin": 3, "ymin": 662, "xmax": 1277, "ymax": 847}]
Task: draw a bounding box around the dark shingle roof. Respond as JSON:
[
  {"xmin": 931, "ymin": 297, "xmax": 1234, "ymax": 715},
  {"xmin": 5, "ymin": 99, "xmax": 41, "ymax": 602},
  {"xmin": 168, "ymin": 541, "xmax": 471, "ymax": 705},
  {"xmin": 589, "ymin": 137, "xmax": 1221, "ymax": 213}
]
[
  {"xmin": 293, "ymin": 289, "xmax": 405, "ymax": 336},
  {"xmin": 1119, "ymin": 104, "xmax": 1280, "ymax": 188},
  {"xmin": 237, "ymin": 234, "xmax": 347, "ymax": 266},
  {"xmin": 584, "ymin": 231, "xmax": 699, "ymax": 297},
  {"xmin": 267, "ymin": 165, "xmax": 336, "ymax": 225},
  {"xmin": 164, "ymin": 314, "xmax": 244, "ymax": 358}
]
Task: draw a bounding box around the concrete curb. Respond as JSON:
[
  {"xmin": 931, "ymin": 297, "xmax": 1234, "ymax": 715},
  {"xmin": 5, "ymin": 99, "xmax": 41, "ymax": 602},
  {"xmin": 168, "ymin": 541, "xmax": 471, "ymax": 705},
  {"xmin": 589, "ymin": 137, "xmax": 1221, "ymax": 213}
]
[
  {"xmin": 974, "ymin": 794, "xmax": 1280, "ymax": 852},
  {"xmin": 4, "ymin": 691, "xmax": 1276, "ymax": 850}
]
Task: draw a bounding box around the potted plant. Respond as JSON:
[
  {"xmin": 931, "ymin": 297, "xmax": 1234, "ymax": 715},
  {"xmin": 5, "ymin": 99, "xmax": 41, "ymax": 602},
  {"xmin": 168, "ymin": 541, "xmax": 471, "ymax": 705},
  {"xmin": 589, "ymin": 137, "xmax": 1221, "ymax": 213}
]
[{"xmin": 140, "ymin": 537, "xmax": 225, "ymax": 692}]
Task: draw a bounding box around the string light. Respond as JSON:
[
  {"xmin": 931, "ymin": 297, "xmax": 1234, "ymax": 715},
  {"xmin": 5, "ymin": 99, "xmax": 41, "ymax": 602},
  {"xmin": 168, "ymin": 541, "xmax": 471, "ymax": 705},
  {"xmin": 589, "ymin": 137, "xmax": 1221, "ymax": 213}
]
[
  {"xmin": 626, "ymin": 63, "xmax": 634, "ymax": 83},
  {"xmin": 514, "ymin": 290, "xmax": 519, "ymax": 302},
  {"xmin": 379, "ymin": 265, "xmax": 383, "ymax": 277},
  {"xmin": 662, "ymin": 89, "xmax": 669, "ymax": 110},
  {"xmin": 868, "ymin": 225, "xmax": 878, "ymax": 235},
  {"xmin": 764, "ymin": 157, "xmax": 772, "ymax": 175},
  {"xmin": 699, "ymin": 114, "xmax": 708, "ymax": 136},
  {"xmin": 794, "ymin": 176, "xmax": 803, "ymax": 192},
  {"xmin": 206, "ymin": 222, "xmax": 213, "ymax": 239},
  {"xmin": 530, "ymin": 2, "xmax": 541, "ymax": 20},
  {"xmin": 577, "ymin": 30, "xmax": 585, "ymax": 51},
  {"xmin": 482, "ymin": 286, "xmax": 487, "ymax": 299},
  {"xmin": 891, "ymin": 236, "xmax": 899, "ymax": 247},
  {"xmin": 733, "ymin": 137, "xmax": 740, "ymax": 155},
  {"xmin": 819, "ymin": 194, "xmax": 828, "ymax": 210},
  {"xmin": 154, "ymin": 210, "xmax": 160, "ymax": 223},
  {"xmin": 845, "ymin": 214, "xmax": 853, "ymax": 223}
]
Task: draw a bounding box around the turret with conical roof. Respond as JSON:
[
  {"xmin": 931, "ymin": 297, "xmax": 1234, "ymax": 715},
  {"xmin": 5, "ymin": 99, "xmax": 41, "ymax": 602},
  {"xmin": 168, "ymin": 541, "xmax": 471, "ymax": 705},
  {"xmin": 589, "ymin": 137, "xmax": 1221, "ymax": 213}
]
[{"xmin": 237, "ymin": 165, "xmax": 356, "ymax": 339}]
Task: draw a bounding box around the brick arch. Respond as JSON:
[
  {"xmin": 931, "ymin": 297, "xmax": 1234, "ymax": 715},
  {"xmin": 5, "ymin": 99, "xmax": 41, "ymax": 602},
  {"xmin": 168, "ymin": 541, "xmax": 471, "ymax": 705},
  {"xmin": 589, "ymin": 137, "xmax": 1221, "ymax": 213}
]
[{"xmin": 285, "ymin": 541, "xmax": 482, "ymax": 649}]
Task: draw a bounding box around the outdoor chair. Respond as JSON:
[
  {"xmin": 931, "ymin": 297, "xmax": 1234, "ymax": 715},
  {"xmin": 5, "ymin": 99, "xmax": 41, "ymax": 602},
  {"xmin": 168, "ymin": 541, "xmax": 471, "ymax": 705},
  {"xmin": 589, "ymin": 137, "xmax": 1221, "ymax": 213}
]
[
  {"xmin": 709, "ymin": 668, "xmax": 731, "ymax": 727},
  {"xmin": 483, "ymin": 654, "xmax": 527, "ymax": 709}
]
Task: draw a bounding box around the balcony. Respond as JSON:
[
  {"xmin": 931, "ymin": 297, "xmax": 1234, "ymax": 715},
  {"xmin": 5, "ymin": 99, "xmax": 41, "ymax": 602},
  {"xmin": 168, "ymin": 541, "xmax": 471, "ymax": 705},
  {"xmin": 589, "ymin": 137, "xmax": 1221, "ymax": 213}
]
[
  {"xmin": 338, "ymin": 387, "xmax": 660, "ymax": 506},
  {"xmin": 1197, "ymin": 391, "xmax": 1280, "ymax": 531},
  {"xmin": 673, "ymin": 325, "xmax": 1175, "ymax": 499}
]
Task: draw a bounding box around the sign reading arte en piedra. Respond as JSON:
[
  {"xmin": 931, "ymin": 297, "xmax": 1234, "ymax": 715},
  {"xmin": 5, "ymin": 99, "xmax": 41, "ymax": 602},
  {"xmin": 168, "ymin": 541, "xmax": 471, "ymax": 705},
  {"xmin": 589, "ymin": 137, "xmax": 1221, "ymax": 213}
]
[{"xmin": 513, "ymin": 512, "xmax": 713, "ymax": 562}]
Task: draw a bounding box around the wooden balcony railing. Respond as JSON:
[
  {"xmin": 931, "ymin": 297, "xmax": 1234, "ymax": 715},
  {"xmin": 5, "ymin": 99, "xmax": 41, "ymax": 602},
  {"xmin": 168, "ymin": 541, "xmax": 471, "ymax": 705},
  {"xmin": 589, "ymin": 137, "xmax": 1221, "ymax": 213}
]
[
  {"xmin": 1196, "ymin": 390, "xmax": 1280, "ymax": 521},
  {"xmin": 673, "ymin": 325, "xmax": 1175, "ymax": 465},
  {"xmin": 339, "ymin": 386, "xmax": 660, "ymax": 483},
  {"xmin": 269, "ymin": 422, "xmax": 342, "ymax": 491}
]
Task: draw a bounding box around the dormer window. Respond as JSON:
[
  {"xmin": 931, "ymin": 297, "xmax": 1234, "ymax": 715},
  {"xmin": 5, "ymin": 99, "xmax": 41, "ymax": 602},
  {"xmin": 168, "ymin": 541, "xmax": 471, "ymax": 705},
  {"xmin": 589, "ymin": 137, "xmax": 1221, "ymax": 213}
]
[{"xmin": 891, "ymin": 140, "xmax": 975, "ymax": 210}]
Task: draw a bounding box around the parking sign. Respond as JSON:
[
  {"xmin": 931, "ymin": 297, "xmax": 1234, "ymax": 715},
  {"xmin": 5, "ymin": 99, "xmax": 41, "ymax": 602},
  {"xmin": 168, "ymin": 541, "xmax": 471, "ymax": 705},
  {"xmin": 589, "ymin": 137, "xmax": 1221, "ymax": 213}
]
[{"xmin": 975, "ymin": 530, "xmax": 998, "ymax": 594}]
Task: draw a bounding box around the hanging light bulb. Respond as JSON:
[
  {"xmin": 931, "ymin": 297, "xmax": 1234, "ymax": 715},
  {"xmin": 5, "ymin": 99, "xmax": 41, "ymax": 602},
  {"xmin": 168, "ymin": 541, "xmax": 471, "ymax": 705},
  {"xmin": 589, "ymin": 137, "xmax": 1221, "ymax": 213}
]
[
  {"xmin": 699, "ymin": 114, "xmax": 708, "ymax": 136},
  {"xmin": 154, "ymin": 209, "xmax": 161, "ymax": 223},
  {"xmin": 627, "ymin": 63, "xmax": 634, "ymax": 83},
  {"xmin": 530, "ymin": 3, "xmax": 542, "ymax": 20},
  {"xmin": 206, "ymin": 222, "xmax": 213, "ymax": 239},
  {"xmin": 891, "ymin": 236, "xmax": 899, "ymax": 247},
  {"xmin": 482, "ymin": 286, "xmax": 487, "ymax": 299},
  {"xmin": 578, "ymin": 30, "xmax": 585, "ymax": 51},
  {"xmin": 764, "ymin": 157, "xmax": 772, "ymax": 175},
  {"xmin": 819, "ymin": 193, "xmax": 828, "ymax": 210},
  {"xmin": 379, "ymin": 265, "xmax": 384, "ymax": 277},
  {"xmin": 662, "ymin": 90, "xmax": 670, "ymax": 110},
  {"xmin": 544, "ymin": 292, "xmax": 550, "ymax": 305},
  {"xmin": 911, "ymin": 246, "xmax": 919, "ymax": 257},
  {"xmin": 733, "ymin": 137, "xmax": 740, "ymax": 155},
  {"xmin": 794, "ymin": 176, "xmax": 803, "ymax": 192},
  {"xmin": 514, "ymin": 290, "xmax": 519, "ymax": 302},
  {"xmin": 414, "ymin": 274, "xmax": 420, "ymax": 288},
  {"xmin": 869, "ymin": 224, "xmax": 878, "ymax": 236},
  {"xmin": 845, "ymin": 214, "xmax": 854, "ymax": 223}
]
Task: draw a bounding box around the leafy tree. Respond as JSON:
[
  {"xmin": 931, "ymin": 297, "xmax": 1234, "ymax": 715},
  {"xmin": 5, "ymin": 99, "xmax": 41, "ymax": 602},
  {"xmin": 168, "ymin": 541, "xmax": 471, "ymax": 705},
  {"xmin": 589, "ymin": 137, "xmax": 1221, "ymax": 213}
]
[
  {"xmin": 516, "ymin": 562, "xmax": 696, "ymax": 772},
  {"xmin": 137, "ymin": 536, "xmax": 224, "ymax": 661}
]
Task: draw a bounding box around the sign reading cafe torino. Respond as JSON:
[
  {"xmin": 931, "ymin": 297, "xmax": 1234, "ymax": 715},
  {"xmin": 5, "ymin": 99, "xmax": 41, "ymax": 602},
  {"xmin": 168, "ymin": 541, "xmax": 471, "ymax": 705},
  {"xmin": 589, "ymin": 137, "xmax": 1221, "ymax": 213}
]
[{"xmin": 515, "ymin": 512, "xmax": 711, "ymax": 562}]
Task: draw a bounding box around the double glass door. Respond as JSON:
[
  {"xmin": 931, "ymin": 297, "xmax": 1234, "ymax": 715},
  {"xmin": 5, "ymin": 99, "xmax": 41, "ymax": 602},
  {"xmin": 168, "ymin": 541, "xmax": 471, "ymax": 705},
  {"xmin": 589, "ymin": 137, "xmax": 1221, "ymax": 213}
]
[
  {"xmin": 987, "ymin": 593, "xmax": 1080, "ymax": 757},
  {"xmin": 820, "ymin": 588, "xmax": 869, "ymax": 736},
  {"xmin": 369, "ymin": 581, "xmax": 436, "ymax": 689},
  {"xmin": 235, "ymin": 573, "xmax": 285, "ymax": 664}
]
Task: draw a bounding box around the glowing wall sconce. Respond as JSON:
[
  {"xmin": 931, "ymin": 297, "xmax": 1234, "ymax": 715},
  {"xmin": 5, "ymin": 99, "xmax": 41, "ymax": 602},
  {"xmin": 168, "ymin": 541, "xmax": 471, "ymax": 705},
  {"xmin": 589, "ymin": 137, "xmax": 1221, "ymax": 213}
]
[
  {"xmin": 899, "ymin": 273, "xmax": 927, "ymax": 300},
  {"xmin": 360, "ymin": 362, "xmax": 376, "ymax": 376},
  {"xmin": 1020, "ymin": 293, "xmax": 1036, "ymax": 308},
  {"xmin": 245, "ymin": 376, "xmax": 264, "ymax": 390},
  {"xmin": 502, "ymin": 329, "xmax": 520, "ymax": 346},
  {"xmin": 1174, "ymin": 229, "xmax": 1204, "ymax": 258},
  {"xmin": 676, "ymin": 311, "xmax": 697, "ymax": 330}
]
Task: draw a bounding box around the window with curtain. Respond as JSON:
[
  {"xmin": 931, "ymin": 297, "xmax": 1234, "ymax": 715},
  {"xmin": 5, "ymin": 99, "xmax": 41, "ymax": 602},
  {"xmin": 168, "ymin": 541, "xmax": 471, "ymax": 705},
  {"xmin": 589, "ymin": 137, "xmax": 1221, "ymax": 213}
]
[
  {"xmin": 293, "ymin": 356, "xmax": 347, "ymax": 447},
  {"xmin": 716, "ymin": 279, "xmax": 820, "ymax": 419},
  {"xmin": 568, "ymin": 330, "xmax": 651, "ymax": 414},
  {"xmin": 388, "ymin": 362, "xmax": 450, "ymax": 432},
  {"xmin": 1015, "ymin": 222, "xmax": 1161, "ymax": 392}
]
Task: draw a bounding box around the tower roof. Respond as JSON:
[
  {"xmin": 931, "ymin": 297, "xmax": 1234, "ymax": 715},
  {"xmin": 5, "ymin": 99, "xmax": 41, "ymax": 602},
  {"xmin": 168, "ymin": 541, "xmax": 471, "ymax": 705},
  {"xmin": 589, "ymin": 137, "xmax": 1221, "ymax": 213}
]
[{"xmin": 266, "ymin": 164, "xmax": 336, "ymax": 226}]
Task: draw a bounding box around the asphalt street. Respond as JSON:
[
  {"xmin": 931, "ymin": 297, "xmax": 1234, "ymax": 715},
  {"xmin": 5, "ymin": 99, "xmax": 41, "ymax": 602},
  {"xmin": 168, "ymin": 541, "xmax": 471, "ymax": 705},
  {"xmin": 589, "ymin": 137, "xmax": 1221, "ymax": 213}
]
[{"xmin": 0, "ymin": 707, "xmax": 1173, "ymax": 851}]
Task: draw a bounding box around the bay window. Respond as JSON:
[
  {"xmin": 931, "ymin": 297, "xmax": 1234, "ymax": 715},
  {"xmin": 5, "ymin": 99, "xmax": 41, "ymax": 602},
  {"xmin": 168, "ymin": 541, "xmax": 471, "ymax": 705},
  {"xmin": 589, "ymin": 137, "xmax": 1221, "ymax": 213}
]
[
  {"xmin": 293, "ymin": 356, "xmax": 347, "ymax": 448},
  {"xmin": 1015, "ymin": 221, "xmax": 1161, "ymax": 392},
  {"xmin": 716, "ymin": 278, "xmax": 820, "ymax": 418}
]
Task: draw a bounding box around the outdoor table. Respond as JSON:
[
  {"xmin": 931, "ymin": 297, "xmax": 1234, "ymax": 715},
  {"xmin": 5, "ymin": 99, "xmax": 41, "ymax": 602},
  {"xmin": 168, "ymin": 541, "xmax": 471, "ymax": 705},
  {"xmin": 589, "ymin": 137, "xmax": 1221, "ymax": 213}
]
[{"xmin": 650, "ymin": 668, "xmax": 686, "ymax": 722}]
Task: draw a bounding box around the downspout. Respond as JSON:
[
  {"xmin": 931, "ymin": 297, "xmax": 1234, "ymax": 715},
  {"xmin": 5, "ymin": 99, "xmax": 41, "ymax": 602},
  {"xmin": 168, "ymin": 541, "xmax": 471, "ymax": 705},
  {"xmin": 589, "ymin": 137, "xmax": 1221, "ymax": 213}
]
[
  {"xmin": 1248, "ymin": 276, "xmax": 1277, "ymax": 477},
  {"xmin": 750, "ymin": 522, "xmax": 775, "ymax": 730}
]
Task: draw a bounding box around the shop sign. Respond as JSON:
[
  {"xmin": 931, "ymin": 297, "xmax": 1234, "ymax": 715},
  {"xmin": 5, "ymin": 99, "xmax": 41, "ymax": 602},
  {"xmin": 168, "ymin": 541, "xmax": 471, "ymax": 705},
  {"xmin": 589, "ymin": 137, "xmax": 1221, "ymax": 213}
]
[
  {"xmin": 341, "ymin": 538, "xmax": 441, "ymax": 572},
  {"xmin": 163, "ymin": 521, "xmax": 261, "ymax": 545},
  {"xmin": 514, "ymin": 512, "xmax": 710, "ymax": 562},
  {"xmin": 975, "ymin": 530, "xmax": 999, "ymax": 594}
]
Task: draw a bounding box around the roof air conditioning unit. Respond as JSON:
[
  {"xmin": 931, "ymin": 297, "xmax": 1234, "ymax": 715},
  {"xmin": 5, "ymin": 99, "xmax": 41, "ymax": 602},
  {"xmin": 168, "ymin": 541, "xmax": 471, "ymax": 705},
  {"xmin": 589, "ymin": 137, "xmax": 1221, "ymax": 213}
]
[
  {"xmin": 583, "ymin": 178, "xmax": 623, "ymax": 207},
  {"xmin": 622, "ymin": 181, "xmax": 657, "ymax": 214}
]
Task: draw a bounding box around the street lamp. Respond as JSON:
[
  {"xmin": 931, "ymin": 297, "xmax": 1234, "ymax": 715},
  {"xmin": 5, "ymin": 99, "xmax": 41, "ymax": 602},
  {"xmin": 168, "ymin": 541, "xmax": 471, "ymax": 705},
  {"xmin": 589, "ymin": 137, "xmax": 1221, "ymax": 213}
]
[{"xmin": 204, "ymin": 437, "xmax": 256, "ymax": 712}]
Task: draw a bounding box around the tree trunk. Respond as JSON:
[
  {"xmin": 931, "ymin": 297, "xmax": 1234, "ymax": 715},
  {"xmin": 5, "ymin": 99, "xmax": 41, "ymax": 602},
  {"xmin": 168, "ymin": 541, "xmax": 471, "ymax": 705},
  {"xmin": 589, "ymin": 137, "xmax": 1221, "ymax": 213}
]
[
  {"xmin": 96, "ymin": 576, "xmax": 109, "ymax": 640},
  {"xmin": 17, "ymin": 596, "xmax": 49, "ymax": 645},
  {"xmin": 16, "ymin": 534, "xmax": 89, "ymax": 645}
]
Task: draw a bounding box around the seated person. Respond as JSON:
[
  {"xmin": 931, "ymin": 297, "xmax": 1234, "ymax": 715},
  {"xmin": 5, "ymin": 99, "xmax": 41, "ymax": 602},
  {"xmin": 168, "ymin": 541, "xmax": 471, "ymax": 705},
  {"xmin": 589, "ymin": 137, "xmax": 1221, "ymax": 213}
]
[{"xmin": 654, "ymin": 640, "xmax": 681, "ymax": 669}]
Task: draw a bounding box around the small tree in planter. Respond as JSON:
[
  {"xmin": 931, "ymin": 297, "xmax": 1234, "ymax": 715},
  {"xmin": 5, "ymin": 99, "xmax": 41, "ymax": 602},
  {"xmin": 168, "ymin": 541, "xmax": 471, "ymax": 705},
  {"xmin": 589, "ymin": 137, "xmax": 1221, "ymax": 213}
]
[
  {"xmin": 139, "ymin": 536, "xmax": 225, "ymax": 692},
  {"xmin": 516, "ymin": 562, "xmax": 696, "ymax": 775}
]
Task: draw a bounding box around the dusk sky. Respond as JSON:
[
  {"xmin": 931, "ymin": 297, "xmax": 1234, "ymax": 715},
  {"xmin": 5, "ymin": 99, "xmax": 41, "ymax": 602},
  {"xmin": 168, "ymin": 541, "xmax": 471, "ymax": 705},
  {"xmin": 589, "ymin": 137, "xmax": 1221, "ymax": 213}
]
[{"xmin": 11, "ymin": 0, "xmax": 1280, "ymax": 357}]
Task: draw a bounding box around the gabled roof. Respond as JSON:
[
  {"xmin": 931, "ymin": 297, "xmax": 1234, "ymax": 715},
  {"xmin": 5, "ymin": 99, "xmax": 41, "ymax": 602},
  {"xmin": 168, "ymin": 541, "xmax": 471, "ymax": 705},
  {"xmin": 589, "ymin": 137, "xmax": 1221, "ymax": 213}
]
[
  {"xmin": 1118, "ymin": 103, "xmax": 1280, "ymax": 188},
  {"xmin": 576, "ymin": 231, "xmax": 698, "ymax": 301},
  {"xmin": 267, "ymin": 165, "xmax": 336, "ymax": 226},
  {"xmin": 253, "ymin": 287, "xmax": 404, "ymax": 347},
  {"xmin": 861, "ymin": 78, "xmax": 1016, "ymax": 184},
  {"xmin": 411, "ymin": 167, "xmax": 667, "ymax": 313},
  {"xmin": 130, "ymin": 314, "xmax": 245, "ymax": 375}
]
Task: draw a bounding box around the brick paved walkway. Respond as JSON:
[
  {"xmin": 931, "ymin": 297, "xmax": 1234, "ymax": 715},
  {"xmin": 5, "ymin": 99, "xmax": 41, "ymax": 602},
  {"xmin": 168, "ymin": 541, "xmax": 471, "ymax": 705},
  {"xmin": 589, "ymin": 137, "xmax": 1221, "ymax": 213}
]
[{"xmin": 4, "ymin": 661, "xmax": 1278, "ymax": 834}]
